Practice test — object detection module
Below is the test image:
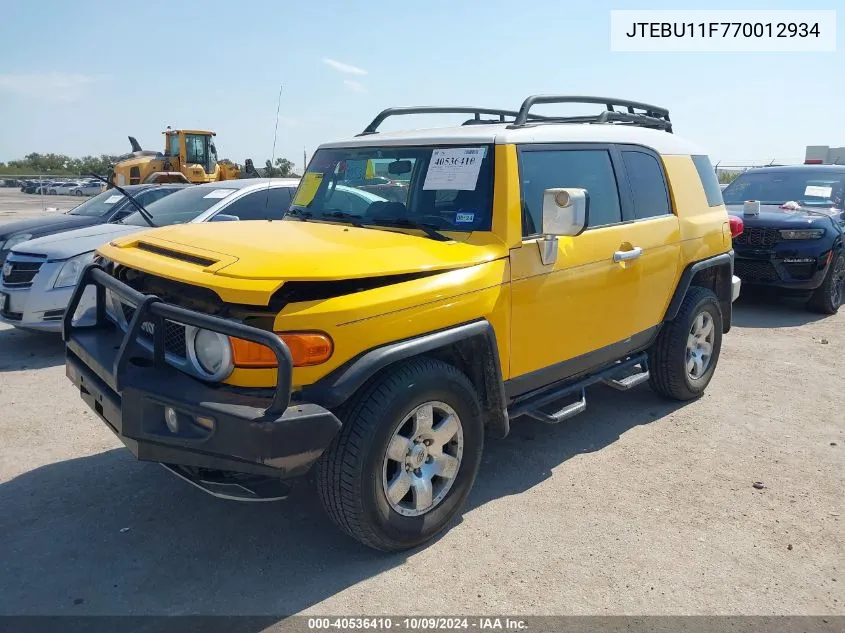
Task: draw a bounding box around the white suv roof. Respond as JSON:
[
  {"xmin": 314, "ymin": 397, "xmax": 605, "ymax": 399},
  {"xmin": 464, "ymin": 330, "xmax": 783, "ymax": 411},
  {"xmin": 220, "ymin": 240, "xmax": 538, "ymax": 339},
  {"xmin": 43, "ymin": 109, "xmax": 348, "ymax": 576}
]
[{"xmin": 321, "ymin": 95, "xmax": 706, "ymax": 157}]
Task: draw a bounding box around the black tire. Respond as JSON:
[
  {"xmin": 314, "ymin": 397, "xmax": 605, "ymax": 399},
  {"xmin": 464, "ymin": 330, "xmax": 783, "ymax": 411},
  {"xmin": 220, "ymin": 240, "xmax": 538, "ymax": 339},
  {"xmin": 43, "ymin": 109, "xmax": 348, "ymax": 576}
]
[
  {"xmin": 316, "ymin": 357, "xmax": 484, "ymax": 552},
  {"xmin": 807, "ymin": 253, "xmax": 845, "ymax": 315},
  {"xmin": 649, "ymin": 286, "xmax": 723, "ymax": 401}
]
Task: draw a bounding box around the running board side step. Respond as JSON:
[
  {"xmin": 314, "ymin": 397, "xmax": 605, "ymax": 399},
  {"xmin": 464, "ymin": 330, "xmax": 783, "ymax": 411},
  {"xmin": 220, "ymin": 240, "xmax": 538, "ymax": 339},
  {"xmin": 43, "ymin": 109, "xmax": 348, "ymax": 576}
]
[
  {"xmin": 524, "ymin": 390, "xmax": 587, "ymax": 424},
  {"xmin": 602, "ymin": 368, "xmax": 650, "ymax": 391},
  {"xmin": 508, "ymin": 353, "xmax": 648, "ymax": 425}
]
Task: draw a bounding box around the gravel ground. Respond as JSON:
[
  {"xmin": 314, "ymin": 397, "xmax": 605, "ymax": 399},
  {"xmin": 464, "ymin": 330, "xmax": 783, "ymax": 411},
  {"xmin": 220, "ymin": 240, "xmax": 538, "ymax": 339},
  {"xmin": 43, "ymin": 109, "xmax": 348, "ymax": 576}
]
[{"xmin": 0, "ymin": 188, "xmax": 842, "ymax": 616}]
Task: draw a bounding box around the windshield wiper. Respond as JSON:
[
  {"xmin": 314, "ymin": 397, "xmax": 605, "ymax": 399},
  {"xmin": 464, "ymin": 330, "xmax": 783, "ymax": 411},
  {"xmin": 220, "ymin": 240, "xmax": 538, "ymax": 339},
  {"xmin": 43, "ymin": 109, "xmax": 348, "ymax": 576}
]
[
  {"xmin": 369, "ymin": 217, "xmax": 450, "ymax": 241},
  {"xmin": 320, "ymin": 211, "xmax": 365, "ymax": 228},
  {"xmin": 286, "ymin": 208, "xmax": 313, "ymax": 222},
  {"xmin": 87, "ymin": 173, "xmax": 157, "ymax": 228}
]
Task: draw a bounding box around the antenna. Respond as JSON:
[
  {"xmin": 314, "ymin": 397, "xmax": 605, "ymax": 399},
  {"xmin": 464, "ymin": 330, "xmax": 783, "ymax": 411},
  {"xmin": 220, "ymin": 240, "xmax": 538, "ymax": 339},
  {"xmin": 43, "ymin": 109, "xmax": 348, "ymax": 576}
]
[{"xmin": 265, "ymin": 82, "xmax": 283, "ymax": 219}]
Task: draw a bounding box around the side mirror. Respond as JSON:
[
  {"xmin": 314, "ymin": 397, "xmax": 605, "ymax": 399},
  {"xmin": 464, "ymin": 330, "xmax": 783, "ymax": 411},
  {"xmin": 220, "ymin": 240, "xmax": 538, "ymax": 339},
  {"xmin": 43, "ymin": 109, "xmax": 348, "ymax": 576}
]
[
  {"xmin": 537, "ymin": 188, "xmax": 589, "ymax": 266},
  {"xmin": 210, "ymin": 213, "xmax": 240, "ymax": 222},
  {"xmin": 541, "ymin": 188, "xmax": 589, "ymax": 236}
]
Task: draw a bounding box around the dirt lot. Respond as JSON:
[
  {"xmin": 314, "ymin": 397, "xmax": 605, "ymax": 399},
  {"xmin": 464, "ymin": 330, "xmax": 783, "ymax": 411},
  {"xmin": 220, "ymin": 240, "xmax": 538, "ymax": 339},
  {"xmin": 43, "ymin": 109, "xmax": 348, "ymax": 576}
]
[
  {"xmin": 0, "ymin": 188, "xmax": 842, "ymax": 616},
  {"xmin": 0, "ymin": 187, "xmax": 79, "ymax": 219}
]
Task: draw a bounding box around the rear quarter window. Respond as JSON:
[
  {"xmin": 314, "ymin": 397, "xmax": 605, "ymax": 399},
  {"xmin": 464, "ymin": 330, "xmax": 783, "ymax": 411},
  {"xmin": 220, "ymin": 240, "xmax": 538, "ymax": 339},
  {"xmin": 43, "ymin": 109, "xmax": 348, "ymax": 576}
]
[{"xmin": 691, "ymin": 155, "xmax": 724, "ymax": 207}]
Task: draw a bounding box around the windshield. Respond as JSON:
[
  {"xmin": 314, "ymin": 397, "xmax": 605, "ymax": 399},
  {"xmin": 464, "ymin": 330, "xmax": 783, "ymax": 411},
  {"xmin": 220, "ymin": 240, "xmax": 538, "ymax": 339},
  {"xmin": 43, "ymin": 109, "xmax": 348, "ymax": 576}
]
[
  {"xmin": 290, "ymin": 145, "xmax": 494, "ymax": 232},
  {"xmin": 722, "ymin": 170, "xmax": 845, "ymax": 208},
  {"xmin": 68, "ymin": 189, "xmax": 128, "ymax": 217},
  {"xmin": 121, "ymin": 186, "xmax": 239, "ymax": 226}
]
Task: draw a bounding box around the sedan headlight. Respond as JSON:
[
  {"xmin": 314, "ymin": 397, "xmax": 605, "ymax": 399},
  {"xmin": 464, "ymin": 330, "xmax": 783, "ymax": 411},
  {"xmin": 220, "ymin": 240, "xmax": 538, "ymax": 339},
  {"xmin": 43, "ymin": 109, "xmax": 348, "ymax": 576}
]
[
  {"xmin": 53, "ymin": 252, "xmax": 95, "ymax": 288},
  {"xmin": 186, "ymin": 326, "xmax": 233, "ymax": 381},
  {"xmin": 1, "ymin": 233, "xmax": 33, "ymax": 251},
  {"xmin": 779, "ymin": 229, "xmax": 825, "ymax": 240}
]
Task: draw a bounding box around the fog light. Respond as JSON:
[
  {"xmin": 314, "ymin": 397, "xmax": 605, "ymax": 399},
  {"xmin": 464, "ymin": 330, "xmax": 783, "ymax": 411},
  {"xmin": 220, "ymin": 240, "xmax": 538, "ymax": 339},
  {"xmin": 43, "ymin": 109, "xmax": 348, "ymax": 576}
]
[
  {"xmin": 164, "ymin": 406, "xmax": 180, "ymax": 433},
  {"xmin": 194, "ymin": 415, "xmax": 215, "ymax": 431}
]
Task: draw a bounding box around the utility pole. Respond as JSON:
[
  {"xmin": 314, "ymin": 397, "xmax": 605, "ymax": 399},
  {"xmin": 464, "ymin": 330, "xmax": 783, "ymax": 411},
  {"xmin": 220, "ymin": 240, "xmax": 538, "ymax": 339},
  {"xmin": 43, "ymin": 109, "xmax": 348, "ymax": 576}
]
[{"xmin": 303, "ymin": 147, "xmax": 307, "ymax": 174}]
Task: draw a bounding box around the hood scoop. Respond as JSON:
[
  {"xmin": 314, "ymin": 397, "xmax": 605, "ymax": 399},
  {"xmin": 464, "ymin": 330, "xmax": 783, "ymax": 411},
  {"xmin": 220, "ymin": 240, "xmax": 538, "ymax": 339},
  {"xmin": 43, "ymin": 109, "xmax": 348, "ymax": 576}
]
[{"xmin": 136, "ymin": 242, "xmax": 218, "ymax": 267}]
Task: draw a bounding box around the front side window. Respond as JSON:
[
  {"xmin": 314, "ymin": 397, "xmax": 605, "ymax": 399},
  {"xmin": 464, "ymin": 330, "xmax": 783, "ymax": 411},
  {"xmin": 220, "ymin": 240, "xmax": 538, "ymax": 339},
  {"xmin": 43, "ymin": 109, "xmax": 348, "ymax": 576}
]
[
  {"xmin": 218, "ymin": 187, "xmax": 295, "ymax": 221},
  {"xmin": 290, "ymin": 145, "xmax": 494, "ymax": 233},
  {"xmin": 168, "ymin": 134, "xmax": 180, "ymax": 156},
  {"xmin": 519, "ymin": 148, "xmax": 622, "ymax": 236}
]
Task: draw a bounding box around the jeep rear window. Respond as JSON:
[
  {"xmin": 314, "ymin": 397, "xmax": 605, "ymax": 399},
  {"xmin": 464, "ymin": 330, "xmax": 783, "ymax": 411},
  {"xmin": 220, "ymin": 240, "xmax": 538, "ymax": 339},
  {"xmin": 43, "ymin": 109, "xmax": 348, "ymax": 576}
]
[
  {"xmin": 691, "ymin": 155, "xmax": 724, "ymax": 207},
  {"xmin": 289, "ymin": 145, "xmax": 494, "ymax": 233}
]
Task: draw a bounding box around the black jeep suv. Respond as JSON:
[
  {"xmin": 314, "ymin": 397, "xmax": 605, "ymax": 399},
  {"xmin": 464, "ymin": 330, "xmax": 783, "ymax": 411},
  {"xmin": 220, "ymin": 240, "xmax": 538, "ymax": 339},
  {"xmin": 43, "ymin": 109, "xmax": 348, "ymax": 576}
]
[{"xmin": 723, "ymin": 165, "xmax": 845, "ymax": 314}]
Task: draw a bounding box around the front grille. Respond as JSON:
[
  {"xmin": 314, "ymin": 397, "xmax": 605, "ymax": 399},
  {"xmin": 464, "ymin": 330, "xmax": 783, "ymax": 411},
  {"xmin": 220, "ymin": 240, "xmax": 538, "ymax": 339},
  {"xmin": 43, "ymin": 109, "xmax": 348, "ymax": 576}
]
[
  {"xmin": 119, "ymin": 303, "xmax": 188, "ymax": 358},
  {"xmin": 733, "ymin": 227, "xmax": 780, "ymax": 248},
  {"xmin": 2, "ymin": 261, "xmax": 43, "ymax": 287},
  {"xmin": 735, "ymin": 259, "xmax": 780, "ymax": 282}
]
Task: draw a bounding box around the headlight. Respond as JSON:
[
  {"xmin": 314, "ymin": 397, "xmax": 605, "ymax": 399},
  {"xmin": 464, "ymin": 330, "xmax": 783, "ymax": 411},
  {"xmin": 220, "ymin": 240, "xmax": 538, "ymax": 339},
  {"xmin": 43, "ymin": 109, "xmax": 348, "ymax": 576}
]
[
  {"xmin": 779, "ymin": 229, "xmax": 825, "ymax": 240},
  {"xmin": 1, "ymin": 233, "xmax": 33, "ymax": 251},
  {"xmin": 53, "ymin": 252, "xmax": 95, "ymax": 288},
  {"xmin": 186, "ymin": 326, "xmax": 233, "ymax": 381}
]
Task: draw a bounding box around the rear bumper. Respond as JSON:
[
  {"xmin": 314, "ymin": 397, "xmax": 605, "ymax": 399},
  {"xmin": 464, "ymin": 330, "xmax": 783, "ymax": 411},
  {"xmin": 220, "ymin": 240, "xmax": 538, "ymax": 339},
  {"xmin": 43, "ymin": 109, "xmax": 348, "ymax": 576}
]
[{"xmin": 64, "ymin": 265, "xmax": 341, "ymax": 485}]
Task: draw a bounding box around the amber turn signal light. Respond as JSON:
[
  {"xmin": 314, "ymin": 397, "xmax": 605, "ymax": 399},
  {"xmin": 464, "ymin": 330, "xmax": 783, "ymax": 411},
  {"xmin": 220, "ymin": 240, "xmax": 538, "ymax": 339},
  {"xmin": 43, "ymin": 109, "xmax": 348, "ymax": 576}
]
[{"xmin": 229, "ymin": 332, "xmax": 333, "ymax": 368}]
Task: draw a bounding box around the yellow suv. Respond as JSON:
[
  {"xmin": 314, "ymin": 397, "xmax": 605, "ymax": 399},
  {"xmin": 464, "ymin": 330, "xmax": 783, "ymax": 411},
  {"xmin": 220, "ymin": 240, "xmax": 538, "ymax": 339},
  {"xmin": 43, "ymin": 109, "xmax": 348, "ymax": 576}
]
[{"xmin": 63, "ymin": 95, "xmax": 741, "ymax": 551}]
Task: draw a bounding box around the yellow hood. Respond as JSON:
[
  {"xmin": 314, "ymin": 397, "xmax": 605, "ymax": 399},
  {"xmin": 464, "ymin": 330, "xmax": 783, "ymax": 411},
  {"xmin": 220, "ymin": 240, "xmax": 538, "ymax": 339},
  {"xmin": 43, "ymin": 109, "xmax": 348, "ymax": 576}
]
[{"xmin": 106, "ymin": 220, "xmax": 507, "ymax": 282}]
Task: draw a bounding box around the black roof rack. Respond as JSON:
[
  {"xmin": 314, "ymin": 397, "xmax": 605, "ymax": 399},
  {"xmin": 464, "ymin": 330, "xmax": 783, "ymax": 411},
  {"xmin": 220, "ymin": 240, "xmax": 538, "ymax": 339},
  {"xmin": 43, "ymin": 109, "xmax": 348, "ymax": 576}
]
[
  {"xmin": 358, "ymin": 96, "xmax": 672, "ymax": 136},
  {"xmin": 510, "ymin": 95, "xmax": 672, "ymax": 132},
  {"xmin": 357, "ymin": 106, "xmax": 552, "ymax": 136}
]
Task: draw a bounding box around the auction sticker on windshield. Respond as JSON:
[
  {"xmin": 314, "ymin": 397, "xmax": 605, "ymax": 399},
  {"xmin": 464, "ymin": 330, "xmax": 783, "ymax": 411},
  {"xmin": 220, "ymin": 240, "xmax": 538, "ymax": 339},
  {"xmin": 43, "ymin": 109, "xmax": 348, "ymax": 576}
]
[
  {"xmin": 423, "ymin": 147, "xmax": 485, "ymax": 191},
  {"xmin": 293, "ymin": 172, "xmax": 324, "ymax": 206},
  {"xmin": 104, "ymin": 195, "xmax": 123, "ymax": 204},
  {"xmin": 805, "ymin": 185, "xmax": 833, "ymax": 198}
]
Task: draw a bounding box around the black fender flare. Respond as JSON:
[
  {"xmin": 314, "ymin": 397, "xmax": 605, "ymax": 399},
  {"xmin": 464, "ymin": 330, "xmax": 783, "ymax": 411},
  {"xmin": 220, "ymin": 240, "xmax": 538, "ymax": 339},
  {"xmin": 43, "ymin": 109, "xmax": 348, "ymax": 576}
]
[
  {"xmin": 302, "ymin": 320, "xmax": 510, "ymax": 438},
  {"xmin": 664, "ymin": 251, "xmax": 734, "ymax": 332}
]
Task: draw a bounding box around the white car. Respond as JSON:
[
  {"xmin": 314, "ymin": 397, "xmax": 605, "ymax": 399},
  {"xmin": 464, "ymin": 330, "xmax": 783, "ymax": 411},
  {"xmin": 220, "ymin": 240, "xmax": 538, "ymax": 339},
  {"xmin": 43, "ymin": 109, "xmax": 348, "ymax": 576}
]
[
  {"xmin": 70, "ymin": 181, "xmax": 105, "ymax": 196},
  {"xmin": 1, "ymin": 178, "xmax": 302, "ymax": 332},
  {"xmin": 48, "ymin": 181, "xmax": 85, "ymax": 195}
]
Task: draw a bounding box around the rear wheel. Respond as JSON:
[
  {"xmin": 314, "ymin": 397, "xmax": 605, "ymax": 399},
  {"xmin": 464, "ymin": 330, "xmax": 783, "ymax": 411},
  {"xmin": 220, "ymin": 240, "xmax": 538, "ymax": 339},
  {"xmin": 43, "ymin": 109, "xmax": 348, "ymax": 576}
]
[
  {"xmin": 317, "ymin": 357, "xmax": 484, "ymax": 552},
  {"xmin": 807, "ymin": 253, "xmax": 845, "ymax": 315},
  {"xmin": 649, "ymin": 286, "xmax": 723, "ymax": 401}
]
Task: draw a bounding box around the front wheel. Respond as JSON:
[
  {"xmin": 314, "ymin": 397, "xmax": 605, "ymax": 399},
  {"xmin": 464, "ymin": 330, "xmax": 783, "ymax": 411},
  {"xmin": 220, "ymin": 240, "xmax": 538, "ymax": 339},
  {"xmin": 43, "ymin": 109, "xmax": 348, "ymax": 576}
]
[
  {"xmin": 649, "ymin": 286, "xmax": 723, "ymax": 401},
  {"xmin": 317, "ymin": 357, "xmax": 484, "ymax": 552},
  {"xmin": 807, "ymin": 253, "xmax": 845, "ymax": 315}
]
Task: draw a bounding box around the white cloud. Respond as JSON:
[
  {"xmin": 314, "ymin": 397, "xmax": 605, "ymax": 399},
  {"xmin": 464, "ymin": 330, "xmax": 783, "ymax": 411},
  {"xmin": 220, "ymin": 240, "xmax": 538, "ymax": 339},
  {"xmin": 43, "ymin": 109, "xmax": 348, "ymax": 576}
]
[
  {"xmin": 0, "ymin": 72, "xmax": 101, "ymax": 101},
  {"xmin": 343, "ymin": 80, "xmax": 367, "ymax": 94},
  {"xmin": 323, "ymin": 58, "xmax": 368, "ymax": 75}
]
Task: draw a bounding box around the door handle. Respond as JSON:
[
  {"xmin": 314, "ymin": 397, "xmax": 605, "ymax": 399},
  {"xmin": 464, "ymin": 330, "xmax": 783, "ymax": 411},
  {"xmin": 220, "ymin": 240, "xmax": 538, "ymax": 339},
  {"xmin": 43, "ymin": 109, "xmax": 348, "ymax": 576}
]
[{"xmin": 613, "ymin": 246, "xmax": 643, "ymax": 263}]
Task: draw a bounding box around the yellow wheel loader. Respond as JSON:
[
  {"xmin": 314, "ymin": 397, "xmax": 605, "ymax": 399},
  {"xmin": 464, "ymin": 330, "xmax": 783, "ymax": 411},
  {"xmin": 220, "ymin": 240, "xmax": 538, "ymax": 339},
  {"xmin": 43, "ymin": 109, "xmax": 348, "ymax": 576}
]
[{"xmin": 106, "ymin": 128, "xmax": 261, "ymax": 188}]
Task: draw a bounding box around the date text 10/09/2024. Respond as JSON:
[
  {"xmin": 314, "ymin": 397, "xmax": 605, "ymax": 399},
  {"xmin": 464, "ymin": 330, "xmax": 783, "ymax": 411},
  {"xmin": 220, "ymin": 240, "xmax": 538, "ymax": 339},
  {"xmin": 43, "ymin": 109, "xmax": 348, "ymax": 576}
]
[
  {"xmin": 625, "ymin": 22, "xmax": 821, "ymax": 38},
  {"xmin": 308, "ymin": 618, "xmax": 528, "ymax": 630}
]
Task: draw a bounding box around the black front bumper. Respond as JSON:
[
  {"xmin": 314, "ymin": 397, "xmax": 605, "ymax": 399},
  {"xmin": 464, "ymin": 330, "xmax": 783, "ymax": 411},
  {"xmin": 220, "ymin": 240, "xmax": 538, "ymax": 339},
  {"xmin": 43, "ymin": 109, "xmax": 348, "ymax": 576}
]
[
  {"xmin": 734, "ymin": 246, "xmax": 833, "ymax": 292},
  {"xmin": 63, "ymin": 265, "xmax": 342, "ymax": 489}
]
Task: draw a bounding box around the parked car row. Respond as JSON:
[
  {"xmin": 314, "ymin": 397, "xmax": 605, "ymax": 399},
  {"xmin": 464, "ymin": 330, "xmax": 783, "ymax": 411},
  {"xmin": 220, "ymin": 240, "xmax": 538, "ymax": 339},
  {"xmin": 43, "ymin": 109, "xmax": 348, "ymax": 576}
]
[{"xmin": 17, "ymin": 178, "xmax": 105, "ymax": 196}]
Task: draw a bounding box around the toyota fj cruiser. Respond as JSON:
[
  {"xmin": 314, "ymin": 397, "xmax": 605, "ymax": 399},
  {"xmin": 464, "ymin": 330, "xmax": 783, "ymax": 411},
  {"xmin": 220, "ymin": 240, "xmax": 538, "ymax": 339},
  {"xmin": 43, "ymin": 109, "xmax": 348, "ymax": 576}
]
[{"xmin": 64, "ymin": 95, "xmax": 741, "ymax": 551}]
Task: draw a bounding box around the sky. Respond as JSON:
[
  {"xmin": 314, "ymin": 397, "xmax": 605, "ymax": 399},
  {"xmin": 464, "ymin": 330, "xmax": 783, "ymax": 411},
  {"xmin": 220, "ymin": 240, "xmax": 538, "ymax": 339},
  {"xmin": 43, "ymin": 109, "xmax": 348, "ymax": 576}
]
[{"xmin": 0, "ymin": 0, "xmax": 841, "ymax": 169}]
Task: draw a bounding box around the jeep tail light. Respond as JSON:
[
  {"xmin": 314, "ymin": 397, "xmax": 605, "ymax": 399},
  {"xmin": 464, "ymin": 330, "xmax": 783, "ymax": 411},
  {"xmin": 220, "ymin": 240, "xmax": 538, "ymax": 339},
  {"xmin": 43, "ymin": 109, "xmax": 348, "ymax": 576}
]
[
  {"xmin": 229, "ymin": 332, "xmax": 333, "ymax": 368},
  {"xmin": 728, "ymin": 215, "xmax": 744, "ymax": 238}
]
